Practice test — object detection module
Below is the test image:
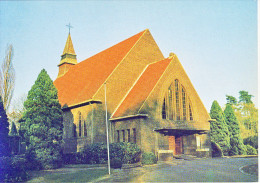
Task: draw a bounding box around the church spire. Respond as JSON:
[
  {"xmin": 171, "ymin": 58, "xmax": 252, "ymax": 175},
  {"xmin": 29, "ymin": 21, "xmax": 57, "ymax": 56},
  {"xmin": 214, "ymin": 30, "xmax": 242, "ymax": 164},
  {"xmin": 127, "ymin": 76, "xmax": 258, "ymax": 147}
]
[
  {"xmin": 59, "ymin": 33, "xmax": 77, "ymax": 66},
  {"xmin": 57, "ymin": 27, "xmax": 77, "ymax": 78}
]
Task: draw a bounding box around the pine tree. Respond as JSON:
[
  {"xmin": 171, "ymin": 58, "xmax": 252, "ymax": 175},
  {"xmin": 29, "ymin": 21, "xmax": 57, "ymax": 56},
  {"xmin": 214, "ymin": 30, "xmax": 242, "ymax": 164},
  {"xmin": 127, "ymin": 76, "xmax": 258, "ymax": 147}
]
[
  {"xmin": 0, "ymin": 97, "xmax": 10, "ymax": 156},
  {"xmin": 20, "ymin": 69, "xmax": 63, "ymax": 169},
  {"xmin": 224, "ymin": 104, "xmax": 245, "ymax": 155},
  {"xmin": 210, "ymin": 100, "xmax": 230, "ymax": 156}
]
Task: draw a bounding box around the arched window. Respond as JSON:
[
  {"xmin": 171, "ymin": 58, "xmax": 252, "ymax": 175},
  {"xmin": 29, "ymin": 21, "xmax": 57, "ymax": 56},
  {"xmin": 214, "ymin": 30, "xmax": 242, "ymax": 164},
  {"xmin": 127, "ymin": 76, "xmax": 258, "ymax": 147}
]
[
  {"xmin": 175, "ymin": 80, "xmax": 180, "ymax": 120},
  {"xmin": 182, "ymin": 88, "xmax": 187, "ymax": 121},
  {"xmin": 162, "ymin": 98, "xmax": 166, "ymax": 119},
  {"xmin": 78, "ymin": 112, "xmax": 82, "ymax": 137},
  {"xmin": 73, "ymin": 123, "xmax": 77, "ymax": 137},
  {"xmin": 162, "ymin": 79, "xmax": 194, "ymax": 121}
]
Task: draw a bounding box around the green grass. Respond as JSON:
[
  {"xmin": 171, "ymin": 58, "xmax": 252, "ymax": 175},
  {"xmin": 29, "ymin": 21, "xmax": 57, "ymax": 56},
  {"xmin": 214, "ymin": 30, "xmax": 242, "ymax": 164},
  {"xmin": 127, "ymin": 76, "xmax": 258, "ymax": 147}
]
[{"xmin": 28, "ymin": 169, "xmax": 108, "ymax": 182}]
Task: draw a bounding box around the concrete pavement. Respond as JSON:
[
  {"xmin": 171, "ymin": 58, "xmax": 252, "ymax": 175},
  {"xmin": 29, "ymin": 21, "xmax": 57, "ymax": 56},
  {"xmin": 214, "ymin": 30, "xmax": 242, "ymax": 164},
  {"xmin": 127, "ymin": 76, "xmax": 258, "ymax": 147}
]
[{"xmin": 98, "ymin": 157, "xmax": 258, "ymax": 182}]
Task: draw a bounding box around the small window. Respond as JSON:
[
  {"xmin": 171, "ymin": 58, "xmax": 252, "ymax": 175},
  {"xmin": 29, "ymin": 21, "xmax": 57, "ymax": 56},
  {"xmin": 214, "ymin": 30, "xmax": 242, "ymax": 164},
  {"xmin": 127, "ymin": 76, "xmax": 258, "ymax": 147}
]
[
  {"xmin": 189, "ymin": 104, "xmax": 193, "ymax": 121},
  {"xmin": 78, "ymin": 112, "xmax": 82, "ymax": 137},
  {"xmin": 127, "ymin": 129, "xmax": 130, "ymax": 142},
  {"xmin": 122, "ymin": 130, "xmax": 125, "ymax": 142},
  {"xmin": 117, "ymin": 130, "xmax": 120, "ymax": 142},
  {"xmin": 133, "ymin": 128, "xmax": 136, "ymax": 144},
  {"xmin": 84, "ymin": 121, "xmax": 87, "ymax": 137}
]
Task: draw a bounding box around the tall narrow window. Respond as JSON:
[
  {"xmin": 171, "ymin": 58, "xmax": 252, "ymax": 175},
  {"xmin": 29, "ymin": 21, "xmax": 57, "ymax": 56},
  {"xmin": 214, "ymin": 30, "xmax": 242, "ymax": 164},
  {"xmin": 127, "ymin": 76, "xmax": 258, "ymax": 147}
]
[
  {"xmin": 73, "ymin": 123, "xmax": 77, "ymax": 137},
  {"xmin": 117, "ymin": 130, "xmax": 120, "ymax": 142},
  {"xmin": 168, "ymin": 86, "xmax": 173, "ymax": 120},
  {"xmin": 127, "ymin": 129, "xmax": 131, "ymax": 142},
  {"xmin": 84, "ymin": 121, "xmax": 87, "ymax": 137},
  {"xmin": 122, "ymin": 130, "xmax": 125, "ymax": 142},
  {"xmin": 162, "ymin": 98, "xmax": 166, "ymax": 119},
  {"xmin": 189, "ymin": 104, "xmax": 193, "ymax": 121},
  {"xmin": 182, "ymin": 88, "xmax": 187, "ymax": 121},
  {"xmin": 133, "ymin": 128, "xmax": 137, "ymax": 144},
  {"xmin": 175, "ymin": 80, "xmax": 180, "ymax": 120},
  {"xmin": 78, "ymin": 112, "xmax": 82, "ymax": 137}
]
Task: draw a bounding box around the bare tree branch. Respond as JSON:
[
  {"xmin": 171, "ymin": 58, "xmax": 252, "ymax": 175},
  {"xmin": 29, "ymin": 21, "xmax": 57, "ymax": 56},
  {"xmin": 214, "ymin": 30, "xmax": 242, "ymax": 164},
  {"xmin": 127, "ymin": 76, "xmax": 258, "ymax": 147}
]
[{"xmin": 0, "ymin": 44, "xmax": 15, "ymax": 111}]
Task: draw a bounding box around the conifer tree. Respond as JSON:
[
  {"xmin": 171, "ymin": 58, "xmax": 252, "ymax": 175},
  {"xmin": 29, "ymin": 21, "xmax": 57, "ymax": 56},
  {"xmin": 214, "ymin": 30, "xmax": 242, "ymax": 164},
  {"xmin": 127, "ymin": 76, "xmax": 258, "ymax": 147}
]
[
  {"xmin": 210, "ymin": 100, "xmax": 230, "ymax": 155},
  {"xmin": 224, "ymin": 104, "xmax": 245, "ymax": 155},
  {"xmin": 0, "ymin": 97, "xmax": 10, "ymax": 156},
  {"xmin": 20, "ymin": 69, "xmax": 63, "ymax": 169}
]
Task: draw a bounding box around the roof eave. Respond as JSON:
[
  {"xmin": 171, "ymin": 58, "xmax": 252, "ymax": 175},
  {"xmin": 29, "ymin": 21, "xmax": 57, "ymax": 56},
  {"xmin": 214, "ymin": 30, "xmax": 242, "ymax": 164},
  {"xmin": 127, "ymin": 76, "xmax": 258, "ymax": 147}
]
[
  {"xmin": 62, "ymin": 99, "xmax": 102, "ymax": 111},
  {"xmin": 110, "ymin": 114, "xmax": 148, "ymax": 122}
]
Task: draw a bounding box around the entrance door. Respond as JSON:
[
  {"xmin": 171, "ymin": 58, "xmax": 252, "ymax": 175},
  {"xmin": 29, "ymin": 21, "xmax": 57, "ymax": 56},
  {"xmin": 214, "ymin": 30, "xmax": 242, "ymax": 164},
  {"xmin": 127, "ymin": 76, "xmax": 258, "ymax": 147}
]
[{"xmin": 175, "ymin": 136, "xmax": 182, "ymax": 155}]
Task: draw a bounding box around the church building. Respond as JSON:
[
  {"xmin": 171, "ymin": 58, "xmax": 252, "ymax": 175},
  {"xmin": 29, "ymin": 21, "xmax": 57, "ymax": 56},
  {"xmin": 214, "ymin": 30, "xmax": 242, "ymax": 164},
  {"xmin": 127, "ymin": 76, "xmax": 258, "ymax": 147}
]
[{"xmin": 54, "ymin": 29, "xmax": 212, "ymax": 158}]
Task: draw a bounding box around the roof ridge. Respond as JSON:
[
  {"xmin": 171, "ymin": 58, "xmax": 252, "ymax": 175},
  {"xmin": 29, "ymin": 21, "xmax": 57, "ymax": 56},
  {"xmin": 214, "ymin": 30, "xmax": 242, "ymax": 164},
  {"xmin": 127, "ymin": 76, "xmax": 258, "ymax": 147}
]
[{"xmin": 112, "ymin": 57, "xmax": 172, "ymax": 118}]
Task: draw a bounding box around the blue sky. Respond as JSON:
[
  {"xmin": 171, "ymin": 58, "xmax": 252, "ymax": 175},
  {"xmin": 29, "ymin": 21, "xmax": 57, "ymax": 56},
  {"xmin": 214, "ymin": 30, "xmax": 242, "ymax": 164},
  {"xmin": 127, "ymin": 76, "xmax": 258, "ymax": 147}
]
[{"xmin": 0, "ymin": 0, "xmax": 258, "ymax": 112}]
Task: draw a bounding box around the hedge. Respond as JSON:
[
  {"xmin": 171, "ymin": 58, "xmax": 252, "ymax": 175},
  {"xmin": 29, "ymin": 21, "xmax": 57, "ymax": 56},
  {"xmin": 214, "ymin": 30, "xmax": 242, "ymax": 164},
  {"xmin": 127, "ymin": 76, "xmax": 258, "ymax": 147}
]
[{"xmin": 70, "ymin": 142, "xmax": 141, "ymax": 165}]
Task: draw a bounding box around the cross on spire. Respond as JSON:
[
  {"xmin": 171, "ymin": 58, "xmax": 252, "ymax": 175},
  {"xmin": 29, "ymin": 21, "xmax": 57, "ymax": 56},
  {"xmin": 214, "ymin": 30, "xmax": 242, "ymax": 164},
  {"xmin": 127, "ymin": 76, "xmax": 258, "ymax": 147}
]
[{"xmin": 66, "ymin": 23, "xmax": 73, "ymax": 33}]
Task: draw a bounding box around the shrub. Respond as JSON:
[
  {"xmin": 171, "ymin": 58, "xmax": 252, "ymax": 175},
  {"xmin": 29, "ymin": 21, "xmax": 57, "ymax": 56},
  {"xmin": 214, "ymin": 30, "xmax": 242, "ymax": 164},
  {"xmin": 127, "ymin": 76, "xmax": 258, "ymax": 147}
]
[
  {"xmin": 211, "ymin": 142, "xmax": 223, "ymax": 157},
  {"xmin": 141, "ymin": 152, "xmax": 157, "ymax": 165},
  {"xmin": 76, "ymin": 142, "xmax": 141, "ymax": 164},
  {"xmin": 0, "ymin": 155, "xmax": 28, "ymax": 182},
  {"xmin": 110, "ymin": 158, "xmax": 122, "ymax": 169},
  {"xmin": 244, "ymin": 136, "xmax": 258, "ymax": 149},
  {"xmin": 245, "ymin": 145, "xmax": 257, "ymax": 155}
]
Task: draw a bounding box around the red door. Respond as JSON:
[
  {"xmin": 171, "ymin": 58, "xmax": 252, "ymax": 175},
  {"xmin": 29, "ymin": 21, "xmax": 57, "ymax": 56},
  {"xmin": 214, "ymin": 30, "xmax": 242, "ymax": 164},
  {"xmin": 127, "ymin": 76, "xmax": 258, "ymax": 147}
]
[{"xmin": 175, "ymin": 136, "xmax": 182, "ymax": 155}]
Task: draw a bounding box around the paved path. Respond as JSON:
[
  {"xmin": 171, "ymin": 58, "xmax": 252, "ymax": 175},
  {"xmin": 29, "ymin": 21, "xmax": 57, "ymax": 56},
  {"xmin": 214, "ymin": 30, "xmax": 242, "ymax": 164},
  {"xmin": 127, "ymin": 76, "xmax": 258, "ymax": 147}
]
[{"xmin": 99, "ymin": 157, "xmax": 258, "ymax": 182}]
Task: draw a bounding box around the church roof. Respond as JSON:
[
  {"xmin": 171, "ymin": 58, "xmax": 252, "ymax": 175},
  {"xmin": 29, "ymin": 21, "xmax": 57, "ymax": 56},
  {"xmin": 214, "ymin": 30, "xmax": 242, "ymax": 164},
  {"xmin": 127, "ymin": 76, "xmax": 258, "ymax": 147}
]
[
  {"xmin": 54, "ymin": 30, "xmax": 146, "ymax": 107},
  {"xmin": 111, "ymin": 57, "xmax": 172, "ymax": 118},
  {"xmin": 63, "ymin": 33, "xmax": 76, "ymax": 55}
]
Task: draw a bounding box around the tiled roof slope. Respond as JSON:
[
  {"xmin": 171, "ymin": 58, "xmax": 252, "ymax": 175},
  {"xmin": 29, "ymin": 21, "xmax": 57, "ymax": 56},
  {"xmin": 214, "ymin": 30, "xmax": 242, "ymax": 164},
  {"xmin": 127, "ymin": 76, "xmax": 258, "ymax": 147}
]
[
  {"xmin": 54, "ymin": 30, "xmax": 146, "ymax": 106},
  {"xmin": 112, "ymin": 57, "xmax": 172, "ymax": 118}
]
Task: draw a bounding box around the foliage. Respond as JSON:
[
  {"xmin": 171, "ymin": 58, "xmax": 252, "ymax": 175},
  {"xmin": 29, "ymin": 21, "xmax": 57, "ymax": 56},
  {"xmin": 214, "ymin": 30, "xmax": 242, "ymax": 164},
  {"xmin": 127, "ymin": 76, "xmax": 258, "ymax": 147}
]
[
  {"xmin": 76, "ymin": 142, "xmax": 141, "ymax": 164},
  {"xmin": 239, "ymin": 90, "xmax": 253, "ymax": 104},
  {"xmin": 19, "ymin": 69, "xmax": 63, "ymax": 169},
  {"xmin": 9, "ymin": 121, "xmax": 18, "ymax": 136},
  {"xmin": 211, "ymin": 142, "xmax": 223, "ymax": 157},
  {"xmin": 0, "ymin": 44, "xmax": 15, "ymax": 111},
  {"xmin": 245, "ymin": 145, "xmax": 257, "ymax": 155},
  {"xmin": 226, "ymin": 92, "xmax": 258, "ymax": 139},
  {"xmin": 210, "ymin": 100, "xmax": 230, "ymax": 155},
  {"xmin": 243, "ymin": 136, "xmax": 258, "ymax": 149},
  {"xmin": 224, "ymin": 104, "xmax": 245, "ymax": 155},
  {"xmin": 226, "ymin": 95, "xmax": 237, "ymax": 105},
  {"xmin": 110, "ymin": 158, "xmax": 123, "ymax": 169},
  {"xmin": 141, "ymin": 152, "xmax": 157, "ymax": 165},
  {"xmin": 0, "ymin": 97, "xmax": 10, "ymax": 157},
  {"xmin": 0, "ymin": 155, "xmax": 28, "ymax": 182}
]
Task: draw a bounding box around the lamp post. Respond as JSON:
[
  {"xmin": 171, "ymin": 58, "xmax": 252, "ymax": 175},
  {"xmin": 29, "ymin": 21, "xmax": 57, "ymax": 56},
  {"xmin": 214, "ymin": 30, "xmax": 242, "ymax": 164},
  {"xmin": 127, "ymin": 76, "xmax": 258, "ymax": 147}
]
[{"xmin": 104, "ymin": 82, "xmax": 111, "ymax": 175}]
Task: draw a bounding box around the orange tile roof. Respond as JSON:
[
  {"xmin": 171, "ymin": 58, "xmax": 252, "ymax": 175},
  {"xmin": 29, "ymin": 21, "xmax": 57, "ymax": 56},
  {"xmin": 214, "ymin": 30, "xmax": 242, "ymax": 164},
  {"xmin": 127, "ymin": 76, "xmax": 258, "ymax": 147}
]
[
  {"xmin": 112, "ymin": 58, "xmax": 172, "ymax": 118},
  {"xmin": 54, "ymin": 30, "xmax": 146, "ymax": 107}
]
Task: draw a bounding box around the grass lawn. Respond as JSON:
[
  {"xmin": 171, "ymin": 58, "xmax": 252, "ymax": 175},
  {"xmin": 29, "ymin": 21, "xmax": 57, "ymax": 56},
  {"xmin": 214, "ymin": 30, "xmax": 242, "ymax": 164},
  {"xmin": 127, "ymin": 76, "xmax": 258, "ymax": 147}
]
[{"xmin": 28, "ymin": 168, "xmax": 109, "ymax": 182}]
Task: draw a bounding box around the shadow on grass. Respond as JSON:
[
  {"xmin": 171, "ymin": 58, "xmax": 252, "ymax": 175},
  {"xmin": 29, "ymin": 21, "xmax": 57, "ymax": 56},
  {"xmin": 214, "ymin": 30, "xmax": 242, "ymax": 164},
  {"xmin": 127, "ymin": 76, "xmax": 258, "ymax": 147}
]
[{"xmin": 27, "ymin": 168, "xmax": 109, "ymax": 182}]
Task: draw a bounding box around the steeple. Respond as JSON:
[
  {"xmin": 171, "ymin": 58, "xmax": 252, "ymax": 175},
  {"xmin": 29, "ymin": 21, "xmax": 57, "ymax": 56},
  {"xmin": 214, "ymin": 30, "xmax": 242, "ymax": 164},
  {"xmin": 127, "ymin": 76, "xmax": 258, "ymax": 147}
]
[{"xmin": 57, "ymin": 32, "xmax": 77, "ymax": 78}]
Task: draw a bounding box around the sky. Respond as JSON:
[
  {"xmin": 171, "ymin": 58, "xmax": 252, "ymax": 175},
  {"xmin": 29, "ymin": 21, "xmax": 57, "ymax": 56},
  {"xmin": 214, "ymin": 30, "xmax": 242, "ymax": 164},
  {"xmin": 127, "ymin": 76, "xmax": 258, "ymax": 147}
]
[{"xmin": 0, "ymin": 0, "xmax": 258, "ymax": 112}]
